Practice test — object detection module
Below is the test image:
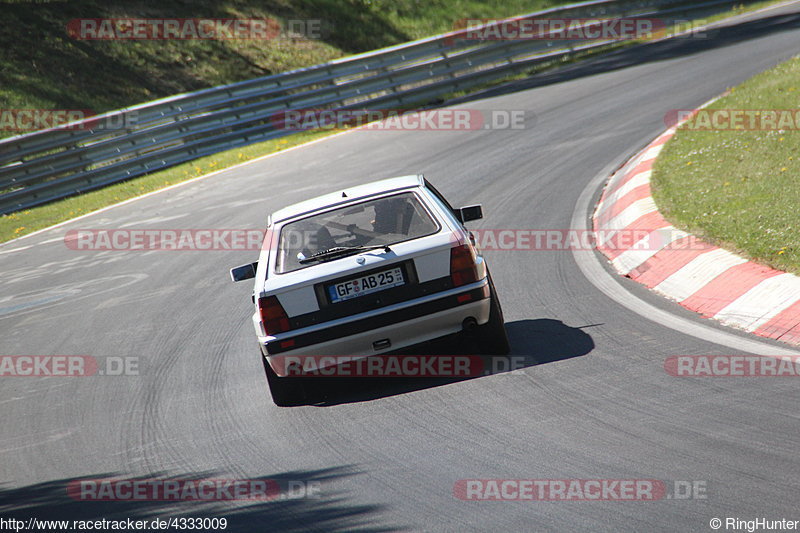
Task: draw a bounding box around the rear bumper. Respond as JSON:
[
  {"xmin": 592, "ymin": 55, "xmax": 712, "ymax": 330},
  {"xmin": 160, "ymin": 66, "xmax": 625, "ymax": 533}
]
[{"xmin": 262, "ymin": 280, "xmax": 491, "ymax": 372}]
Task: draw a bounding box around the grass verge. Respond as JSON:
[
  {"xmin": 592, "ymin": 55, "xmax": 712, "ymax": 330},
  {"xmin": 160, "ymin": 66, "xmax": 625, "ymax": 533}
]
[
  {"xmin": 0, "ymin": 0, "xmax": 568, "ymax": 118},
  {"xmin": 651, "ymin": 55, "xmax": 800, "ymax": 275}
]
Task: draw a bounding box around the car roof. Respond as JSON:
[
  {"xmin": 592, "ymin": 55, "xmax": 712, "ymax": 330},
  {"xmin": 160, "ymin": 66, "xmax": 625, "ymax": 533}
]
[{"xmin": 269, "ymin": 174, "xmax": 425, "ymax": 223}]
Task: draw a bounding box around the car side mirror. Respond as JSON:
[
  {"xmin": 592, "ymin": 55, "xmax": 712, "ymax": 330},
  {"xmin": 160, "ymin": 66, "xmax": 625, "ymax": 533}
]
[
  {"xmin": 456, "ymin": 204, "xmax": 483, "ymax": 223},
  {"xmin": 230, "ymin": 261, "xmax": 258, "ymax": 282}
]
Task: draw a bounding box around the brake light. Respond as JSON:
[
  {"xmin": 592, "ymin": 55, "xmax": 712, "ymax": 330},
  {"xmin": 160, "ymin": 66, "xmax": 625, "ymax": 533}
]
[
  {"xmin": 450, "ymin": 244, "xmax": 479, "ymax": 287},
  {"xmin": 258, "ymin": 296, "xmax": 291, "ymax": 335}
]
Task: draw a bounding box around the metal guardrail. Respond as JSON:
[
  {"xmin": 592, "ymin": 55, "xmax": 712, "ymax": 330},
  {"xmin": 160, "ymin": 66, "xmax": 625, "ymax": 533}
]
[{"xmin": 0, "ymin": 0, "xmax": 755, "ymax": 214}]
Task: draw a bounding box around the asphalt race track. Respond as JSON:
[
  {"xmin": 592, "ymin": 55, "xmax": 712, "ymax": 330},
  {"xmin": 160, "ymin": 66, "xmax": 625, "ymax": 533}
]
[{"xmin": 2, "ymin": 4, "xmax": 800, "ymax": 532}]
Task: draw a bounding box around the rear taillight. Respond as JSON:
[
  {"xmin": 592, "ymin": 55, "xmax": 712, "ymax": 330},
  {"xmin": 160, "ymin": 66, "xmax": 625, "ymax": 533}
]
[
  {"xmin": 258, "ymin": 296, "xmax": 291, "ymax": 335},
  {"xmin": 450, "ymin": 244, "xmax": 479, "ymax": 287}
]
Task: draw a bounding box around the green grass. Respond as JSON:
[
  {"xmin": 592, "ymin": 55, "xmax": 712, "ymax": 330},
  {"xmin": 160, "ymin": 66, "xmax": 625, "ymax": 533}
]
[
  {"xmin": 8, "ymin": 0, "xmax": 774, "ymax": 118},
  {"xmin": 0, "ymin": 0, "xmax": 570, "ymax": 119},
  {"xmin": 651, "ymin": 55, "xmax": 800, "ymax": 275}
]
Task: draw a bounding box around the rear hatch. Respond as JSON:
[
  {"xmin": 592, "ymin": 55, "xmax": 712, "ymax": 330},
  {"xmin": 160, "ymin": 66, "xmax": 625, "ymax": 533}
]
[{"xmin": 262, "ymin": 231, "xmax": 458, "ymax": 331}]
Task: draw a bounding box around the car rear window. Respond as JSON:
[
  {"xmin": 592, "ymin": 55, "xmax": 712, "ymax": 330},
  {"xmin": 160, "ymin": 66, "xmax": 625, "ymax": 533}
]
[{"xmin": 275, "ymin": 192, "xmax": 439, "ymax": 273}]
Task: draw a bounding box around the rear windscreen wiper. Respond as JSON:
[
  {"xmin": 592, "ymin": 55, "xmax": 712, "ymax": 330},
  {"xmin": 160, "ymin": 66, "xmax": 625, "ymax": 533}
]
[{"xmin": 298, "ymin": 244, "xmax": 391, "ymax": 264}]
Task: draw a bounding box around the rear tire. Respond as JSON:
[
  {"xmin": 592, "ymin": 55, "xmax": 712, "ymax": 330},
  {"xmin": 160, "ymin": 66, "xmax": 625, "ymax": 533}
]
[
  {"xmin": 262, "ymin": 354, "xmax": 308, "ymax": 406},
  {"xmin": 477, "ymin": 274, "xmax": 510, "ymax": 356}
]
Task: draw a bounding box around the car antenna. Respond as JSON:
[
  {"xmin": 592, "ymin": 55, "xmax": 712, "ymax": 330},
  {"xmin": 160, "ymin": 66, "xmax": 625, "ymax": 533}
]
[{"xmin": 342, "ymin": 192, "xmax": 347, "ymax": 197}]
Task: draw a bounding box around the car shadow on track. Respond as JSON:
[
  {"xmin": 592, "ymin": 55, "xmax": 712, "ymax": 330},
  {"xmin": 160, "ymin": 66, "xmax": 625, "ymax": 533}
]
[
  {"xmin": 305, "ymin": 318, "xmax": 595, "ymax": 406},
  {"xmin": 0, "ymin": 466, "xmax": 403, "ymax": 533}
]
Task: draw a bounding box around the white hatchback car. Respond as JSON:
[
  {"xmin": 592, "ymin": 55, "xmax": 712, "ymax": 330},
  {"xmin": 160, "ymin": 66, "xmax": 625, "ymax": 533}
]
[{"xmin": 231, "ymin": 175, "xmax": 508, "ymax": 405}]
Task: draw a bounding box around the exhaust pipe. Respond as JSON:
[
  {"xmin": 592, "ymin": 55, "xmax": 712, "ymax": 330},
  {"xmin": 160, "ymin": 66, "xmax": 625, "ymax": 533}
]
[{"xmin": 462, "ymin": 317, "xmax": 478, "ymax": 332}]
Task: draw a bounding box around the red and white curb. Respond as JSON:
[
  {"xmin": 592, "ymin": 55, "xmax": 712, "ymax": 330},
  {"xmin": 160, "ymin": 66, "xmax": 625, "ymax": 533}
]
[{"xmin": 593, "ymin": 128, "xmax": 800, "ymax": 346}]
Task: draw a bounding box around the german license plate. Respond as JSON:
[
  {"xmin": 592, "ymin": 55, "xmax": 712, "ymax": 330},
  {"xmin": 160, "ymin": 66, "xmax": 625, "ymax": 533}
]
[{"xmin": 328, "ymin": 267, "xmax": 405, "ymax": 303}]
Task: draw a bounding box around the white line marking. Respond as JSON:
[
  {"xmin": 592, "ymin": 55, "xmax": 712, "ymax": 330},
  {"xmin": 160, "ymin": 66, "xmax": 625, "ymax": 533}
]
[
  {"xmin": 714, "ymin": 273, "xmax": 800, "ymax": 331},
  {"xmin": 602, "ymin": 196, "xmax": 658, "ymax": 235},
  {"xmin": 611, "ymin": 226, "xmax": 689, "ymax": 275},
  {"xmin": 595, "ymin": 170, "xmax": 651, "ymax": 218},
  {"xmin": 640, "ymin": 144, "xmax": 665, "ymax": 162},
  {"xmin": 654, "ymin": 248, "xmax": 747, "ymax": 302}
]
